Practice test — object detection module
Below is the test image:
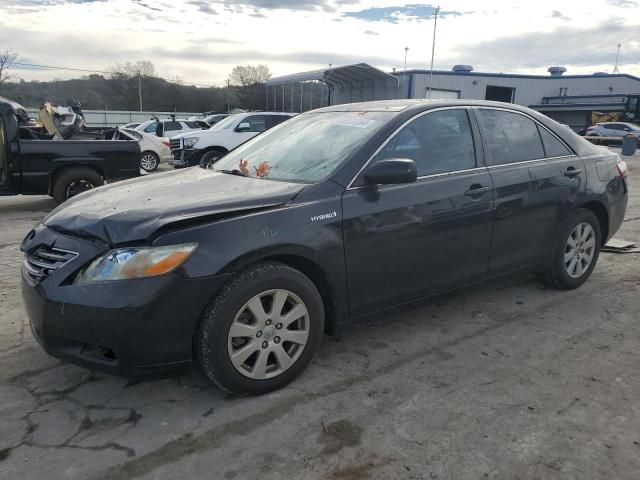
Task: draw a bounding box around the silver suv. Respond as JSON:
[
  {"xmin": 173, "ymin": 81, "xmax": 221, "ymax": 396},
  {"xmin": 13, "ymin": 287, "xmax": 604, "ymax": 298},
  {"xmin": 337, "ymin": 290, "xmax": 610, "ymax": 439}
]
[{"xmin": 586, "ymin": 122, "xmax": 640, "ymax": 137}]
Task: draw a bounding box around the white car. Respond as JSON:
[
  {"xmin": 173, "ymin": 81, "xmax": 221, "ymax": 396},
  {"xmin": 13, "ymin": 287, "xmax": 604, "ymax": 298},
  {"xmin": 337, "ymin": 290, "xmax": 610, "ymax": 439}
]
[
  {"xmin": 169, "ymin": 112, "xmax": 294, "ymax": 167},
  {"xmin": 122, "ymin": 128, "xmax": 172, "ymax": 172},
  {"xmin": 586, "ymin": 122, "xmax": 640, "ymax": 137},
  {"xmin": 135, "ymin": 119, "xmax": 208, "ymax": 138}
]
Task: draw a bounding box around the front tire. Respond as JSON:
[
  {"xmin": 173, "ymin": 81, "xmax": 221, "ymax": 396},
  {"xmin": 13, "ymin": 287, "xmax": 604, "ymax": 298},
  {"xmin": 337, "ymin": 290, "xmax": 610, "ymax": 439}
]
[
  {"xmin": 195, "ymin": 262, "xmax": 325, "ymax": 395},
  {"xmin": 52, "ymin": 167, "xmax": 104, "ymax": 204},
  {"xmin": 542, "ymin": 209, "xmax": 601, "ymax": 290},
  {"xmin": 199, "ymin": 149, "xmax": 225, "ymax": 169}
]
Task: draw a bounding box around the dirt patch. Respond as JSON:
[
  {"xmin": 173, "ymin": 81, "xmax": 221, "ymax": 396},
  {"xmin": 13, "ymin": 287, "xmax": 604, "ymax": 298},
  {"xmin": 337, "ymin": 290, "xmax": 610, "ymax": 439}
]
[{"xmin": 318, "ymin": 419, "xmax": 363, "ymax": 455}]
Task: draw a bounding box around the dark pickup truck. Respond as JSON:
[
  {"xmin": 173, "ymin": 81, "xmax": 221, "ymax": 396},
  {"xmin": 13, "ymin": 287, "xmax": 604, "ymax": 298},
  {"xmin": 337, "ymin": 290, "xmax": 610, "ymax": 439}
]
[{"xmin": 0, "ymin": 97, "xmax": 140, "ymax": 204}]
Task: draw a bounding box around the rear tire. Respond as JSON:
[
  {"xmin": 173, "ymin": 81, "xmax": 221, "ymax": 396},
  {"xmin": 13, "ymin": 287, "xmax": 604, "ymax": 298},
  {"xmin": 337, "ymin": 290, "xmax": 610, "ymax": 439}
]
[
  {"xmin": 140, "ymin": 151, "xmax": 159, "ymax": 172},
  {"xmin": 195, "ymin": 262, "xmax": 325, "ymax": 395},
  {"xmin": 52, "ymin": 167, "xmax": 104, "ymax": 204},
  {"xmin": 542, "ymin": 209, "xmax": 601, "ymax": 290}
]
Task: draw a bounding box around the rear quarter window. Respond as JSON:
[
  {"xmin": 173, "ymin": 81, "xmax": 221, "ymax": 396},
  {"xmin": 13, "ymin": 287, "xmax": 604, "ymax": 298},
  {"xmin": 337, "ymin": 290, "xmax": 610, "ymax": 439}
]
[{"xmin": 538, "ymin": 127, "xmax": 573, "ymax": 158}]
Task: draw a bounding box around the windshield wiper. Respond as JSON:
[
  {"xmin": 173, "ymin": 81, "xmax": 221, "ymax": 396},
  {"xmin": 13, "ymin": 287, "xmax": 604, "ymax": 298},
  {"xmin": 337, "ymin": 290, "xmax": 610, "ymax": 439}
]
[{"xmin": 216, "ymin": 169, "xmax": 248, "ymax": 177}]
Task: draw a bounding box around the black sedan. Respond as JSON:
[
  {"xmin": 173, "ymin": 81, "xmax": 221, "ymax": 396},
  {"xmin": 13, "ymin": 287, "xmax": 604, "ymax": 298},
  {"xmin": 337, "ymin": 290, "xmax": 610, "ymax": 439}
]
[{"xmin": 21, "ymin": 100, "xmax": 628, "ymax": 395}]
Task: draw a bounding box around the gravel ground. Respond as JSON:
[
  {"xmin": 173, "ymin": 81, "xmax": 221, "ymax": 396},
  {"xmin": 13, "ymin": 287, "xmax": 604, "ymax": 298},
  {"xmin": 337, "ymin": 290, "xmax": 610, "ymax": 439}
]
[{"xmin": 0, "ymin": 156, "xmax": 639, "ymax": 480}]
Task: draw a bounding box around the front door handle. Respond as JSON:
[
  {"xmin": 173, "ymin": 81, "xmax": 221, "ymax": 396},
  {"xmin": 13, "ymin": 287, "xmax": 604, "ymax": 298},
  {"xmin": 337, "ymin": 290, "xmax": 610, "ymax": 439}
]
[
  {"xmin": 464, "ymin": 185, "xmax": 492, "ymax": 196},
  {"xmin": 564, "ymin": 167, "xmax": 583, "ymax": 177}
]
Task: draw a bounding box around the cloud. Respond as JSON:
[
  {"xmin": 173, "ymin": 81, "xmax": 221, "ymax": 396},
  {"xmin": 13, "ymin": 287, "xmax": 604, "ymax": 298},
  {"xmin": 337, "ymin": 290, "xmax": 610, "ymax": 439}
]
[
  {"xmin": 606, "ymin": 0, "xmax": 638, "ymax": 6},
  {"xmin": 343, "ymin": 4, "xmax": 465, "ymax": 23},
  {"xmin": 445, "ymin": 19, "xmax": 640, "ymax": 72},
  {"xmin": 131, "ymin": 0, "xmax": 162, "ymax": 11},
  {"xmin": 364, "ymin": 30, "xmax": 379, "ymax": 36},
  {"xmin": 187, "ymin": 0, "xmax": 217, "ymax": 15},
  {"xmin": 217, "ymin": 0, "xmax": 358, "ymax": 12},
  {"xmin": 550, "ymin": 10, "xmax": 570, "ymax": 21}
]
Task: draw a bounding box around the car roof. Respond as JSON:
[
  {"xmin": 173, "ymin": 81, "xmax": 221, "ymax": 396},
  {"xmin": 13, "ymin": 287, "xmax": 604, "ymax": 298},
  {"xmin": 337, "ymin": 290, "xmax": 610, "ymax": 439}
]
[{"xmin": 309, "ymin": 99, "xmax": 548, "ymax": 116}]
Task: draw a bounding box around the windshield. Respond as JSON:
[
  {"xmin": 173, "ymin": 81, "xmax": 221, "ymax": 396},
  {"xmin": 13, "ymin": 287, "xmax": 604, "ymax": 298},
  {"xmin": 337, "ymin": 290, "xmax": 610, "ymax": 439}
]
[
  {"xmin": 209, "ymin": 115, "xmax": 237, "ymax": 131},
  {"xmin": 212, "ymin": 111, "xmax": 391, "ymax": 183}
]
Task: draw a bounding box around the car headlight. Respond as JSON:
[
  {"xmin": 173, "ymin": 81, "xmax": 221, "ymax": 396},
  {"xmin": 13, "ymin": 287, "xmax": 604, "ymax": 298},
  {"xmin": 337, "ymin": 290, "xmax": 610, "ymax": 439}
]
[
  {"xmin": 183, "ymin": 137, "xmax": 199, "ymax": 148},
  {"xmin": 73, "ymin": 243, "xmax": 197, "ymax": 284}
]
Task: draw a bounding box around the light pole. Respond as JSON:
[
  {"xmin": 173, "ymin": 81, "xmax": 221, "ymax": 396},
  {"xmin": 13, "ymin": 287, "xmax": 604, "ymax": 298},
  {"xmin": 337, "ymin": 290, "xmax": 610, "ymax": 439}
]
[
  {"xmin": 427, "ymin": 5, "xmax": 440, "ymax": 99},
  {"xmin": 613, "ymin": 43, "xmax": 621, "ymax": 73},
  {"xmin": 403, "ymin": 47, "xmax": 409, "ymax": 99},
  {"xmin": 137, "ymin": 70, "xmax": 143, "ymax": 112}
]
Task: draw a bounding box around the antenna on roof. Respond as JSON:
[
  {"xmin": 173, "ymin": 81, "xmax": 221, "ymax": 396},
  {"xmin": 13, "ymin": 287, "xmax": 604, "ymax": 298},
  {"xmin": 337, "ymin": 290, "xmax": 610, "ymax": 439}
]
[{"xmin": 613, "ymin": 43, "xmax": 621, "ymax": 73}]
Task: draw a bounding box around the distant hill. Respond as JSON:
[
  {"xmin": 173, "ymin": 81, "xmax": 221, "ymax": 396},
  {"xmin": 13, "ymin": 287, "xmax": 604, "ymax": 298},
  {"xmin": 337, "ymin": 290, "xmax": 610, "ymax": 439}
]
[{"xmin": 0, "ymin": 74, "xmax": 229, "ymax": 112}]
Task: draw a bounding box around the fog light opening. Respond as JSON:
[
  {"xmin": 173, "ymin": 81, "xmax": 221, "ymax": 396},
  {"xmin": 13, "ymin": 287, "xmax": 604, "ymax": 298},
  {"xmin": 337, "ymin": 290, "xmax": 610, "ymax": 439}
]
[{"xmin": 81, "ymin": 344, "xmax": 117, "ymax": 362}]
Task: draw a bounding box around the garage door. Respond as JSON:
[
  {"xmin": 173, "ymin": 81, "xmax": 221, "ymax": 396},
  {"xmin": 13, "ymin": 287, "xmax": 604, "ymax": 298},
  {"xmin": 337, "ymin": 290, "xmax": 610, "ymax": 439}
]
[{"xmin": 427, "ymin": 89, "xmax": 460, "ymax": 99}]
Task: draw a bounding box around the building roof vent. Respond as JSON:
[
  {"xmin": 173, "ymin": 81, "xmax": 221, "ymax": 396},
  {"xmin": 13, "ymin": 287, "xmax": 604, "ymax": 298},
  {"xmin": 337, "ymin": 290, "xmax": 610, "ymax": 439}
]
[
  {"xmin": 548, "ymin": 66, "xmax": 567, "ymax": 77},
  {"xmin": 592, "ymin": 71, "xmax": 609, "ymax": 76},
  {"xmin": 452, "ymin": 65, "xmax": 473, "ymax": 72}
]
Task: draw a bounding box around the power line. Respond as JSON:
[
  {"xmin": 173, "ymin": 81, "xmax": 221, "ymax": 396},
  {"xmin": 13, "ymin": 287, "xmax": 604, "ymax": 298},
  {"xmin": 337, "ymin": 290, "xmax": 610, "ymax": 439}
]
[{"xmin": 11, "ymin": 61, "xmax": 224, "ymax": 89}]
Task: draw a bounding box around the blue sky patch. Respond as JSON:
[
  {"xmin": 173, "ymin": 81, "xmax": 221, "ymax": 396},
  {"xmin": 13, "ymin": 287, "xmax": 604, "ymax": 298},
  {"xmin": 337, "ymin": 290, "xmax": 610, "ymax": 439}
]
[{"xmin": 343, "ymin": 4, "xmax": 464, "ymax": 23}]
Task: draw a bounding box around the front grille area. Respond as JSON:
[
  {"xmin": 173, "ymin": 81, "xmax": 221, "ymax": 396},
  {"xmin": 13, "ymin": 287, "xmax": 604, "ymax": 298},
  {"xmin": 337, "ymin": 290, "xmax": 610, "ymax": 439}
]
[
  {"xmin": 170, "ymin": 138, "xmax": 181, "ymax": 150},
  {"xmin": 23, "ymin": 247, "xmax": 78, "ymax": 284}
]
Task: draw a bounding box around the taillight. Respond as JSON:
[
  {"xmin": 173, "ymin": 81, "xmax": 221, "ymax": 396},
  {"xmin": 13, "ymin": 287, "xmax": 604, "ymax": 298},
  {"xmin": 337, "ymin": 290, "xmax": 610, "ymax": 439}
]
[
  {"xmin": 162, "ymin": 140, "xmax": 171, "ymax": 148},
  {"xmin": 616, "ymin": 158, "xmax": 628, "ymax": 178}
]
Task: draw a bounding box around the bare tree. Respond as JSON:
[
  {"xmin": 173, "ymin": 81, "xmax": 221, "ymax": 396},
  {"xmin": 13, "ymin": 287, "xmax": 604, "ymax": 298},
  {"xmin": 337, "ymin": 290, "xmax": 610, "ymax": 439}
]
[
  {"xmin": 229, "ymin": 64, "xmax": 271, "ymax": 110},
  {"xmin": 229, "ymin": 64, "xmax": 271, "ymax": 87},
  {"xmin": 0, "ymin": 49, "xmax": 18, "ymax": 87},
  {"xmin": 110, "ymin": 60, "xmax": 156, "ymax": 79}
]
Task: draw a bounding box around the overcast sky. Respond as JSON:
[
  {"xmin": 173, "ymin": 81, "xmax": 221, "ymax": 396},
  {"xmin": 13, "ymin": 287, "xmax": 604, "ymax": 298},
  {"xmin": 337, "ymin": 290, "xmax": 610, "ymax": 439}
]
[{"xmin": 1, "ymin": 0, "xmax": 639, "ymax": 86}]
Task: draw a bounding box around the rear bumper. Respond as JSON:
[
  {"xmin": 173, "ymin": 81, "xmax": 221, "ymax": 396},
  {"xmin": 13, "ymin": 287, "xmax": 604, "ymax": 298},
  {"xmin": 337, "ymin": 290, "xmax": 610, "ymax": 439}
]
[{"xmin": 607, "ymin": 178, "xmax": 628, "ymax": 241}]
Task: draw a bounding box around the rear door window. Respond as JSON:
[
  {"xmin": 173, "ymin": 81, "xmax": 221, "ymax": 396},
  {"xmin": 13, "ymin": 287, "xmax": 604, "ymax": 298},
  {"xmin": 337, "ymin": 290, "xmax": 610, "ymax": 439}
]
[
  {"xmin": 476, "ymin": 109, "xmax": 544, "ymax": 165},
  {"xmin": 163, "ymin": 121, "xmax": 183, "ymax": 133},
  {"xmin": 143, "ymin": 122, "xmax": 158, "ymax": 134},
  {"xmin": 376, "ymin": 109, "xmax": 476, "ymax": 176},
  {"xmin": 239, "ymin": 115, "xmax": 267, "ymax": 133},
  {"xmin": 268, "ymin": 115, "xmax": 291, "ymax": 128},
  {"xmin": 538, "ymin": 126, "xmax": 573, "ymax": 158}
]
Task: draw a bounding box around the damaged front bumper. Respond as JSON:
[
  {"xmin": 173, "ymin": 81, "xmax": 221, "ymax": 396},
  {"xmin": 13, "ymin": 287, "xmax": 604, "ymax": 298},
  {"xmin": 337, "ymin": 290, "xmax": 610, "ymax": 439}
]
[
  {"xmin": 20, "ymin": 225, "xmax": 231, "ymax": 378},
  {"xmin": 169, "ymin": 148, "xmax": 202, "ymax": 168}
]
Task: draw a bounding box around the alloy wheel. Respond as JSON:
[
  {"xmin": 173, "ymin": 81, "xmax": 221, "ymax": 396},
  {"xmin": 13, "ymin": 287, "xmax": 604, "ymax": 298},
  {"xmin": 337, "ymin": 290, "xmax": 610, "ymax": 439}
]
[
  {"xmin": 65, "ymin": 179, "xmax": 94, "ymax": 199},
  {"xmin": 564, "ymin": 222, "xmax": 596, "ymax": 279},
  {"xmin": 141, "ymin": 153, "xmax": 158, "ymax": 171},
  {"xmin": 227, "ymin": 289, "xmax": 310, "ymax": 380}
]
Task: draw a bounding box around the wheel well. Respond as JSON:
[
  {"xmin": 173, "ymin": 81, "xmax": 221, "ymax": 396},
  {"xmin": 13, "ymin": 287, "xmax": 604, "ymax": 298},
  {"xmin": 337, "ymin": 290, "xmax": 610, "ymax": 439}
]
[
  {"xmin": 263, "ymin": 255, "xmax": 337, "ymax": 334},
  {"xmin": 581, "ymin": 201, "xmax": 609, "ymax": 245},
  {"xmin": 204, "ymin": 146, "xmax": 228, "ymax": 154},
  {"xmin": 49, "ymin": 165, "xmax": 104, "ymax": 194}
]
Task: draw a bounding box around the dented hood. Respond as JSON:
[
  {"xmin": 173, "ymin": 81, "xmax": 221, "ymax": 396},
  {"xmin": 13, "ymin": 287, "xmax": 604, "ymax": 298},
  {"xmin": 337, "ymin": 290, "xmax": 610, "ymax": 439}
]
[{"xmin": 44, "ymin": 168, "xmax": 305, "ymax": 245}]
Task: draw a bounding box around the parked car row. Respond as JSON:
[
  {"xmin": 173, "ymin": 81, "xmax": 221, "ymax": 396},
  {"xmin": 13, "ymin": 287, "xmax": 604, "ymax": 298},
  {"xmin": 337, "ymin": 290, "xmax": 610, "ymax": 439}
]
[{"xmin": 169, "ymin": 112, "xmax": 294, "ymax": 167}]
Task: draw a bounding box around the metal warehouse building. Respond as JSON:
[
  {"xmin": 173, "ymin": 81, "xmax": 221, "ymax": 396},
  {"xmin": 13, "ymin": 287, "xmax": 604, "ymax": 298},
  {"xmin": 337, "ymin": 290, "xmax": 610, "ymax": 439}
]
[{"xmin": 266, "ymin": 63, "xmax": 640, "ymax": 129}]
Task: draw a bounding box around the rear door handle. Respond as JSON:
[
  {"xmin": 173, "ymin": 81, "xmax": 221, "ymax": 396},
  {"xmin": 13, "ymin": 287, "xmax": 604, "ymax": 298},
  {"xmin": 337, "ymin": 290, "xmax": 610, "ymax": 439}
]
[
  {"xmin": 564, "ymin": 167, "xmax": 583, "ymax": 177},
  {"xmin": 464, "ymin": 185, "xmax": 492, "ymax": 196}
]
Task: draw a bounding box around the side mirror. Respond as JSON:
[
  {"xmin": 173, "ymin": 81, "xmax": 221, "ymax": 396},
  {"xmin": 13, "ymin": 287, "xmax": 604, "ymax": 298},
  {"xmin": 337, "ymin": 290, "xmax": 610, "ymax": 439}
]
[
  {"xmin": 236, "ymin": 122, "xmax": 251, "ymax": 132},
  {"xmin": 364, "ymin": 159, "xmax": 417, "ymax": 185}
]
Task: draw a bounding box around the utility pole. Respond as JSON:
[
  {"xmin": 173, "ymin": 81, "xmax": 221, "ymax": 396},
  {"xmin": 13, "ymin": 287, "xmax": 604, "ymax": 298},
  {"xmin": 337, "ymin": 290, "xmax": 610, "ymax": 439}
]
[
  {"xmin": 427, "ymin": 6, "xmax": 440, "ymax": 99},
  {"xmin": 226, "ymin": 78, "xmax": 230, "ymax": 112},
  {"xmin": 137, "ymin": 70, "xmax": 143, "ymax": 112},
  {"xmin": 404, "ymin": 47, "xmax": 409, "ymax": 99},
  {"xmin": 613, "ymin": 43, "xmax": 621, "ymax": 73}
]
